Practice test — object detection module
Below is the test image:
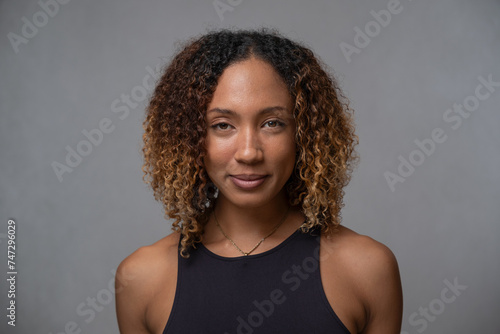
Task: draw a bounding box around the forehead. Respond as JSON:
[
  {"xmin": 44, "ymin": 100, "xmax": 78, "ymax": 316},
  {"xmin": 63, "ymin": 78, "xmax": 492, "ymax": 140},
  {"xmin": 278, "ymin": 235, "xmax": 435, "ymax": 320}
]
[{"xmin": 207, "ymin": 57, "xmax": 292, "ymax": 114}]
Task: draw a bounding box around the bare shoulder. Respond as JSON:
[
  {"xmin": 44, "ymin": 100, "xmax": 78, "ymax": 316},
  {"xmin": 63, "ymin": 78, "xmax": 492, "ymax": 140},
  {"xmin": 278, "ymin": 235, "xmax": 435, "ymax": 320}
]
[
  {"xmin": 117, "ymin": 231, "xmax": 180, "ymax": 281},
  {"xmin": 322, "ymin": 225, "xmax": 399, "ymax": 274},
  {"xmin": 321, "ymin": 226, "xmax": 403, "ymax": 333},
  {"xmin": 115, "ymin": 231, "xmax": 180, "ymax": 334}
]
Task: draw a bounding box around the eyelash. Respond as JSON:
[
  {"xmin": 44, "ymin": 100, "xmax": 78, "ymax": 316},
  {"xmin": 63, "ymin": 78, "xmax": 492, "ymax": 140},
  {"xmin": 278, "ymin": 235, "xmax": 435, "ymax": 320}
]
[
  {"xmin": 211, "ymin": 122, "xmax": 231, "ymax": 130},
  {"xmin": 264, "ymin": 120, "xmax": 285, "ymax": 128},
  {"xmin": 211, "ymin": 120, "xmax": 285, "ymax": 130}
]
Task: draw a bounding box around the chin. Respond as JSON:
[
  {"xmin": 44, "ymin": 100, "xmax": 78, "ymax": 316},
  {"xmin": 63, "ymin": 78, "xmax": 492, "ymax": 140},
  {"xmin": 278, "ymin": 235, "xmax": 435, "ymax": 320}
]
[{"xmin": 227, "ymin": 191, "xmax": 286, "ymax": 209}]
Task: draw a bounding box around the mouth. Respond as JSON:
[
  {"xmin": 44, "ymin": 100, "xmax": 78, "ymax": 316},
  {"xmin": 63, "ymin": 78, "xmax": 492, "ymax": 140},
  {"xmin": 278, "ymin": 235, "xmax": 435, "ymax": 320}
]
[
  {"xmin": 231, "ymin": 174, "xmax": 268, "ymax": 181},
  {"xmin": 229, "ymin": 174, "xmax": 268, "ymax": 189}
]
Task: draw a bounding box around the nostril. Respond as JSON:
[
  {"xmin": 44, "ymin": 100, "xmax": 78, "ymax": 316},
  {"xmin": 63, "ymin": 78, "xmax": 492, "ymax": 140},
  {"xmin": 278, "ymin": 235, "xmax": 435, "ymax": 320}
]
[{"xmin": 234, "ymin": 147, "xmax": 263, "ymax": 164}]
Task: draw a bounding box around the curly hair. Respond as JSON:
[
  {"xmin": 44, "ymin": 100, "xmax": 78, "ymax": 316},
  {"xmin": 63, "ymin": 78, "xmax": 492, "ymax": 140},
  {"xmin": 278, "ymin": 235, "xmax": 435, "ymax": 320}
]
[{"xmin": 142, "ymin": 28, "xmax": 359, "ymax": 257}]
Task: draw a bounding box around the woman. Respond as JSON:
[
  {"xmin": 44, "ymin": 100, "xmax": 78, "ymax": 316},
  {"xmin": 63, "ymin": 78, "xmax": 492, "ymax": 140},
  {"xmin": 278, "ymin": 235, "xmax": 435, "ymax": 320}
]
[{"xmin": 116, "ymin": 28, "xmax": 403, "ymax": 334}]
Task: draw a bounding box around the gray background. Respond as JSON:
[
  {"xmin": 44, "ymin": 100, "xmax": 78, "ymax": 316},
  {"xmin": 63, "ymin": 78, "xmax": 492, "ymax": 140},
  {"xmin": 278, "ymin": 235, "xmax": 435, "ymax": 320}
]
[{"xmin": 1, "ymin": 0, "xmax": 499, "ymax": 333}]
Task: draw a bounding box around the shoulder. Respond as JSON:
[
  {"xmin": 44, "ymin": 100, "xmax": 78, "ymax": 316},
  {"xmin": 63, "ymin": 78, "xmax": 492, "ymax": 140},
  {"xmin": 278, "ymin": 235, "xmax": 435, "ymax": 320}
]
[
  {"xmin": 322, "ymin": 225, "xmax": 399, "ymax": 275},
  {"xmin": 117, "ymin": 231, "xmax": 180, "ymax": 287},
  {"xmin": 321, "ymin": 226, "xmax": 403, "ymax": 333},
  {"xmin": 115, "ymin": 232, "xmax": 180, "ymax": 333}
]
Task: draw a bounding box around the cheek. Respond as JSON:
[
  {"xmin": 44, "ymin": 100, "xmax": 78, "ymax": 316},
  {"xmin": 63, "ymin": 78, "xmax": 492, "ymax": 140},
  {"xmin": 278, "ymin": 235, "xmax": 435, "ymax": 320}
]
[
  {"xmin": 285, "ymin": 136, "xmax": 297, "ymax": 172},
  {"xmin": 272, "ymin": 138, "xmax": 296, "ymax": 171},
  {"xmin": 285, "ymin": 147, "xmax": 297, "ymax": 170},
  {"xmin": 204, "ymin": 139, "xmax": 231, "ymax": 171}
]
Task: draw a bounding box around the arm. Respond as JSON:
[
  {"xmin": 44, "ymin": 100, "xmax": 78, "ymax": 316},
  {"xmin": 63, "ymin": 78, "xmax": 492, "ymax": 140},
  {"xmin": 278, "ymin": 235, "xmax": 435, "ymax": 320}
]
[
  {"xmin": 115, "ymin": 248, "xmax": 153, "ymax": 334},
  {"xmin": 359, "ymin": 241, "xmax": 403, "ymax": 334}
]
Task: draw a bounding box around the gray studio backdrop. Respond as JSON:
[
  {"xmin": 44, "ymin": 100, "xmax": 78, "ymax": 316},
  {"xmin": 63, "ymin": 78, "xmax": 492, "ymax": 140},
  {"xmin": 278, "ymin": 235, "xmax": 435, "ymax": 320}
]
[{"xmin": 1, "ymin": 0, "xmax": 499, "ymax": 333}]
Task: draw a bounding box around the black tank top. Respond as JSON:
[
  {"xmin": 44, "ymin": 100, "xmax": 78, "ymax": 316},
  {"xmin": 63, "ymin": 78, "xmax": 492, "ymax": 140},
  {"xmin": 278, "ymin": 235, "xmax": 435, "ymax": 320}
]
[{"xmin": 163, "ymin": 225, "xmax": 350, "ymax": 334}]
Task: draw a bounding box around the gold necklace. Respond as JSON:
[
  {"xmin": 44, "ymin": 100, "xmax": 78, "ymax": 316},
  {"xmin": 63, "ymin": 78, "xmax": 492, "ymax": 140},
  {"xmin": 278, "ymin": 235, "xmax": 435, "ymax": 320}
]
[{"xmin": 214, "ymin": 206, "xmax": 290, "ymax": 256}]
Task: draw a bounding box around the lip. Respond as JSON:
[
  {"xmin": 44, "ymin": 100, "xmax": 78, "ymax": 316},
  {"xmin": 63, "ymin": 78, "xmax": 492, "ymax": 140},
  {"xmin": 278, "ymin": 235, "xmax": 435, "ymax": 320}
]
[{"xmin": 230, "ymin": 174, "xmax": 268, "ymax": 189}]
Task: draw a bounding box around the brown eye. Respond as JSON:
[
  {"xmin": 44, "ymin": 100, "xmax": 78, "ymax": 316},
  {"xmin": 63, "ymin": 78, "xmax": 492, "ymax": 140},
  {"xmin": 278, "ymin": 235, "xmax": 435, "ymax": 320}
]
[
  {"xmin": 264, "ymin": 120, "xmax": 285, "ymax": 128},
  {"xmin": 212, "ymin": 123, "xmax": 230, "ymax": 130}
]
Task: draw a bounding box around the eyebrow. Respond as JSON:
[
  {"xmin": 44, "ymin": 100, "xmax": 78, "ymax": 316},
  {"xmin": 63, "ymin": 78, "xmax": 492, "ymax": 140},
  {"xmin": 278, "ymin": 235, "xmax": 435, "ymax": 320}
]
[{"xmin": 207, "ymin": 106, "xmax": 290, "ymax": 117}]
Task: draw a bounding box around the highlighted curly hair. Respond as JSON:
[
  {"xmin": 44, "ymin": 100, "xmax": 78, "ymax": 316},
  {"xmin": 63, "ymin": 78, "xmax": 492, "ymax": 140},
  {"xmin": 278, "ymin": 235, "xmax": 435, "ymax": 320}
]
[{"xmin": 142, "ymin": 28, "xmax": 359, "ymax": 257}]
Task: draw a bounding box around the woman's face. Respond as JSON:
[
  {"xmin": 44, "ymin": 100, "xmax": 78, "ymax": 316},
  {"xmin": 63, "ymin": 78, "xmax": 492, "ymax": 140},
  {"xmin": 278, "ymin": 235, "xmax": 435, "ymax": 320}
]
[{"xmin": 204, "ymin": 57, "xmax": 296, "ymax": 209}]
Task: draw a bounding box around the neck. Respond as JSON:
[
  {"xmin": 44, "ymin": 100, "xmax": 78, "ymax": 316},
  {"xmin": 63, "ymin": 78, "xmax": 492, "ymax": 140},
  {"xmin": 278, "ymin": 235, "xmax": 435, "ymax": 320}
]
[
  {"xmin": 212, "ymin": 193, "xmax": 291, "ymax": 238},
  {"xmin": 202, "ymin": 190, "xmax": 306, "ymax": 256}
]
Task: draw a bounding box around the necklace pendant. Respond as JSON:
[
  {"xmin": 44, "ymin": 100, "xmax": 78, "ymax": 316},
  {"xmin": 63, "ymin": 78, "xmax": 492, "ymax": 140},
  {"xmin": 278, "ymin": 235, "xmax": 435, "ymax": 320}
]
[{"xmin": 243, "ymin": 252, "xmax": 249, "ymax": 256}]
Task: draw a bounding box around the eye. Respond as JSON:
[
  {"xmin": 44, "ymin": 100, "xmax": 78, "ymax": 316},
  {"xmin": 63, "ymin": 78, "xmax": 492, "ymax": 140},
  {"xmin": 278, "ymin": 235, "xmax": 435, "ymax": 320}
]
[
  {"xmin": 212, "ymin": 122, "xmax": 231, "ymax": 130},
  {"xmin": 264, "ymin": 120, "xmax": 285, "ymax": 128}
]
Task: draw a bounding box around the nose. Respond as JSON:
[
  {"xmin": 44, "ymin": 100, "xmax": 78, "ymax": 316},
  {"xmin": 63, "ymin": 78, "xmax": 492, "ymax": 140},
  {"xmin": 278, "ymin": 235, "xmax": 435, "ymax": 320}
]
[{"xmin": 234, "ymin": 127, "xmax": 263, "ymax": 164}]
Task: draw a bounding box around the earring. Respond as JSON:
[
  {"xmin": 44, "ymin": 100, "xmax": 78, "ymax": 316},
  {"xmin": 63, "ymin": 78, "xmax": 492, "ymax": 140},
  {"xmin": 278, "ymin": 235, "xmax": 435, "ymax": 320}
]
[{"xmin": 206, "ymin": 182, "xmax": 218, "ymax": 199}]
